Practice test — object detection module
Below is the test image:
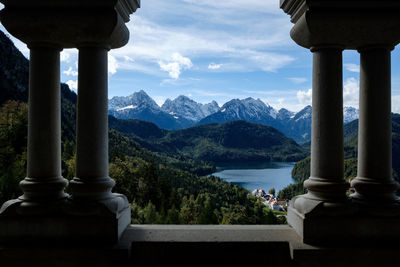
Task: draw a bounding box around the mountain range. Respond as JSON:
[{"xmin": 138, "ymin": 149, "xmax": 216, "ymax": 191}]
[{"xmin": 109, "ymin": 91, "xmax": 360, "ymax": 143}]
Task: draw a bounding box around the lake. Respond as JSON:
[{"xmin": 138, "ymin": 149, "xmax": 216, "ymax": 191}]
[{"xmin": 212, "ymin": 162, "xmax": 296, "ymax": 193}]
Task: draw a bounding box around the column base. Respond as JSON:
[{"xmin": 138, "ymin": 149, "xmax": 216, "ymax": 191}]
[
  {"xmin": 351, "ymin": 177, "xmax": 399, "ymax": 203},
  {"xmin": 0, "ymin": 193, "xmax": 131, "ymax": 244},
  {"xmin": 288, "ymin": 194, "xmax": 400, "ymax": 245}
]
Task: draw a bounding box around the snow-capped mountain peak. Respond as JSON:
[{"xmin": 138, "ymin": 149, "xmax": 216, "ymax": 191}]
[
  {"xmin": 277, "ymin": 108, "xmax": 295, "ymax": 121},
  {"xmin": 293, "ymin": 105, "xmax": 312, "ymax": 122},
  {"xmin": 343, "ymin": 106, "xmax": 359, "ymax": 124},
  {"xmin": 109, "ymin": 90, "xmax": 160, "ymax": 111},
  {"xmin": 161, "ymin": 95, "xmax": 219, "ymax": 121},
  {"xmin": 202, "ymin": 97, "xmax": 278, "ymax": 123}
]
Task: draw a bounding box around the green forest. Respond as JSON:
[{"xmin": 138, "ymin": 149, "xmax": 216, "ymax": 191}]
[{"xmin": 109, "ymin": 116, "xmax": 308, "ymax": 163}]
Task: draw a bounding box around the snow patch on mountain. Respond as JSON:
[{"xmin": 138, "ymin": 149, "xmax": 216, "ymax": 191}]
[
  {"xmin": 117, "ymin": 105, "xmax": 137, "ymax": 111},
  {"xmin": 292, "ymin": 105, "xmax": 312, "ymax": 122}
]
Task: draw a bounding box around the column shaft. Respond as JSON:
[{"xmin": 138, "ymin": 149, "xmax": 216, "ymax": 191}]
[
  {"xmin": 70, "ymin": 46, "xmax": 115, "ymax": 200},
  {"xmin": 351, "ymin": 47, "xmax": 398, "ymax": 201},
  {"xmin": 19, "ymin": 45, "xmax": 68, "ymax": 206},
  {"xmin": 303, "ymin": 47, "xmax": 348, "ymax": 201}
]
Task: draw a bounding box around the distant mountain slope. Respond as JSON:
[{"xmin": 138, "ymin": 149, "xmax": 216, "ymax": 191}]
[
  {"xmin": 109, "ymin": 115, "xmax": 167, "ymax": 140},
  {"xmin": 343, "ymin": 107, "xmax": 359, "ymax": 124},
  {"xmin": 276, "ymin": 105, "xmax": 312, "ymax": 143},
  {"xmin": 199, "ymin": 103, "xmax": 312, "ymax": 143},
  {"xmin": 161, "ymin": 95, "xmax": 219, "ymax": 122},
  {"xmin": 198, "ymin": 98, "xmax": 278, "ymax": 125},
  {"xmin": 109, "ymin": 118, "xmax": 308, "ymax": 163},
  {"xmin": 0, "ymin": 31, "xmax": 29, "ymax": 105},
  {"xmin": 108, "ymin": 90, "xmax": 194, "ymax": 130}
]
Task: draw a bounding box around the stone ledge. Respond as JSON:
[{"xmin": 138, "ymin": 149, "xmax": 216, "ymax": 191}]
[
  {"xmin": 1, "ymin": 225, "xmax": 400, "ymax": 266},
  {"xmin": 288, "ymin": 204, "xmax": 400, "ymax": 245},
  {"xmin": 124, "ymin": 225, "xmax": 300, "ymax": 242},
  {"xmin": 124, "ymin": 225, "xmax": 400, "ymax": 267}
]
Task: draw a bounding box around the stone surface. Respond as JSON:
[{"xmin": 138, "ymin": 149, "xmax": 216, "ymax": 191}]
[
  {"xmin": 351, "ymin": 47, "xmax": 399, "ymax": 204},
  {"xmin": 288, "ymin": 203, "xmax": 400, "ymax": 245},
  {"xmin": 0, "ymin": 0, "xmax": 140, "ymax": 48},
  {"xmin": 0, "ymin": 196, "xmax": 131, "ymax": 244},
  {"xmin": 0, "ymin": 45, "xmax": 69, "ymax": 216},
  {"xmin": 2, "ymin": 225, "xmax": 400, "ymax": 266},
  {"xmin": 70, "ymin": 47, "xmax": 115, "ymax": 201},
  {"xmin": 288, "ymin": 48, "xmax": 350, "ymax": 242},
  {"xmin": 280, "ymin": 0, "xmax": 400, "ymax": 49}
]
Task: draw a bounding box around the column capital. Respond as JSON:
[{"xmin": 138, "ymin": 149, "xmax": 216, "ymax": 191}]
[
  {"xmin": 357, "ymin": 45, "xmax": 395, "ymax": 53},
  {"xmin": 280, "ymin": 0, "xmax": 400, "ymax": 49},
  {"xmin": 310, "ymin": 45, "xmax": 344, "ymax": 52},
  {"xmin": 0, "ymin": 0, "xmax": 140, "ymax": 49},
  {"xmin": 77, "ymin": 43, "xmax": 111, "ymax": 51},
  {"xmin": 27, "ymin": 42, "xmax": 63, "ymax": 51}
]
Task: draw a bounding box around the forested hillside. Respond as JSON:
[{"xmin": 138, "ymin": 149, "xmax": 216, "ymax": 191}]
[{"xmin": 109, "ymin": 117, "xmax": 308, "ymax": 163}]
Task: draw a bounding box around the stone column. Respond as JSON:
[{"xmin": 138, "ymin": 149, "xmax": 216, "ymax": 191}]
[
  {"xmin": 69, "ymin": 45, "xmax": 130, "ymax": 241},
  {"xmin": 351, "ymin": 47, "xmax": 399, "ymax": 205},
  {"xmin": 287, "ymin": 47, "xmax": 351, "ymax": 243},
  {"xmin": 304, "ymin": 47, "xmax": 348, "ymax": 202},
  {"xmin": 17, "ymin": 44, "xmax": 68, "ymax": 214},
  {"xmin": 70, "ymin": 46, "xmax": 115, "ymax": 200}
]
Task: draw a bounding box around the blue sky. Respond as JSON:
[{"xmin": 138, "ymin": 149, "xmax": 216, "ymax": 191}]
[{"xmin": 1, "ymin": 0, "xmax": 400, "ymax": 113}]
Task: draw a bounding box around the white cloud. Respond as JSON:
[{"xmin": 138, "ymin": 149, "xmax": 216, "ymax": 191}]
[
  {"xmin": 158, "ymin": 53, "xmax": 193, "ymax": 79},
  {"xmin": 296, "ymin": 78, "xmax": 360, "ymax": 108},
  {"xmin": 66, "ymin": 80, "xmax": 78, "ymax": 91},
  {"xmin": 208, "ymin": 63, "xmax": 222, "ymax": 70},
  {"xmin": 343, "ymin": 77, "xmax": 359, "ymax": 108},
  {"xmin": 392, "ymin": 95, "xmax": 400, "ymax": 114},
  {"xmin": 60, "ymin": 51, "xmax": 70, "ymax": 63},
  {"xmin": 124, "ymin": 56, "xmax": 134, "ymax": 62},
  {"xmin": 297, "ymin": 88, "xmax": 312, "ymax": 105},
  {"xmin": 108, "ymin": 55, "xmax": 119, "ymax": 75},
  {"xmin": 344, "ymin": 63, "xmax": 360, "ymax": 73},
  {"xmin": 111, "ymin": 8, "xmax": 294, "ymax": 76},
  {"xmin": 63, "ymin": 67, "xmax": 78, "ymax": 76},
  {"xmin": 181, "ymin": 0, "xmax": 280, "ymax": 14},
  {"xmin": 267, "ymin": 97, "xmax": 286, "ymax": 110},
  {"xmin": 288, "ymin": 77, "xmax": 307, "ymax": 84}
]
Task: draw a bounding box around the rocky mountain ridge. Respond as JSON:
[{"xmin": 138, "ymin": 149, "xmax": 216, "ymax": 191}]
[{"xmin": 109, "ymin": 91, "xmax": 359, "ymax": 143}]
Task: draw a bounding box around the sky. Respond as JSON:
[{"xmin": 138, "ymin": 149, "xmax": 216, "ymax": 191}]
[{"xmin": 1, "ymin": 0, "xmax": 400, "ymax": 113}]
